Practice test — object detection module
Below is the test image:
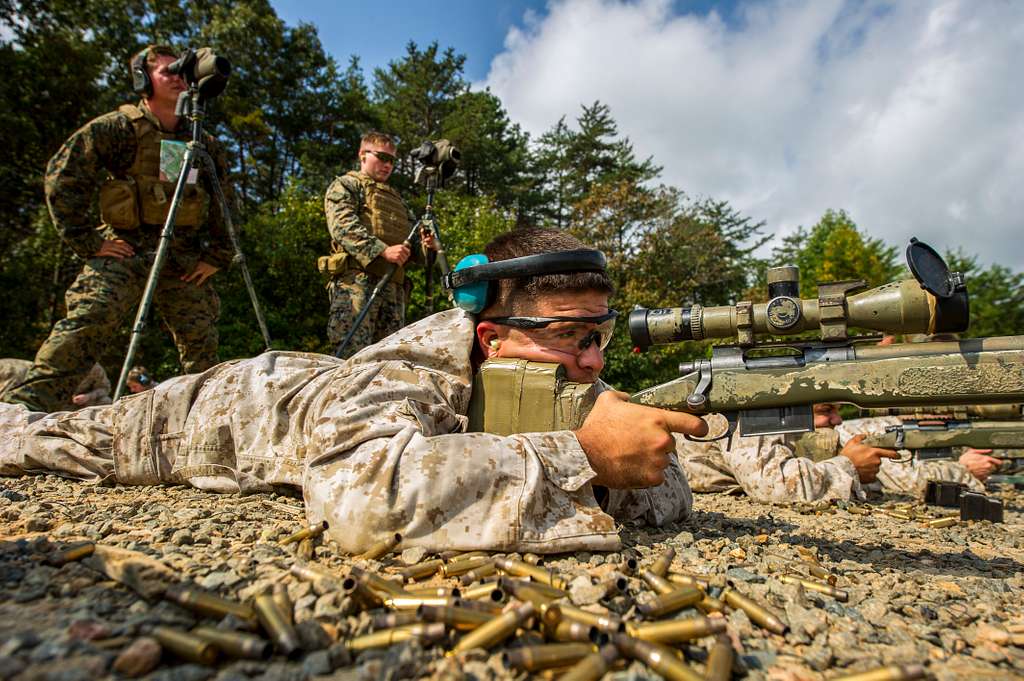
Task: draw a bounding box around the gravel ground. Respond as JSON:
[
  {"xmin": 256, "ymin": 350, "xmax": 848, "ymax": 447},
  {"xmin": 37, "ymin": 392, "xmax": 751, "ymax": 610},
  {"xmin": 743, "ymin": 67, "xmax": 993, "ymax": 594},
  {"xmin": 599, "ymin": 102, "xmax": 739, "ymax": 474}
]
[{"xmin": 1, "ymin": 475, "xmax": 1022, "ymax": 681}]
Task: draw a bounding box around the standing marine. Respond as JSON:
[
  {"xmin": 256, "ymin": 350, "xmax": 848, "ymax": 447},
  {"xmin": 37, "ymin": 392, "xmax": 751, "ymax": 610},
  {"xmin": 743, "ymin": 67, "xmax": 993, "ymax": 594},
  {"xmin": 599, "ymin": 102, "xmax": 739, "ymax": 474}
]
[
  {"xmin": 3, "ymin": 45, "xmax": 234, "ymax": 413},
  {"xmin": 320, "ymin": 131, "xmax": 436, "ymax": 357}
]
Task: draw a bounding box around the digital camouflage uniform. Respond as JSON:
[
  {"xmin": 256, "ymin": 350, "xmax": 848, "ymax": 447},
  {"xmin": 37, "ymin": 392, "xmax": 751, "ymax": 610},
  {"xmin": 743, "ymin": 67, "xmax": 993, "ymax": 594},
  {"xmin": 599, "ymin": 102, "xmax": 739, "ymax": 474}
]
[
  {"xmin": 836, "ymin": 417, "xmax": 983, "ymax": 496},
  {"xmin": 322, "ymin": 170, "xmax": 418, "ymax": 357},
  {"xmin": 677, "ymin": 431, "xmax": 864, "ymax": 502},
  {"xmin": 0, "ymin": 359, "xmax": 110, "ymax": 408},
  {"xmin": 0, "ymin": 309, "xmax": 692, "ymax": 554},
  {"xmin": 3, "ymin": 101, "xmax": 233, "ymax": 413}
]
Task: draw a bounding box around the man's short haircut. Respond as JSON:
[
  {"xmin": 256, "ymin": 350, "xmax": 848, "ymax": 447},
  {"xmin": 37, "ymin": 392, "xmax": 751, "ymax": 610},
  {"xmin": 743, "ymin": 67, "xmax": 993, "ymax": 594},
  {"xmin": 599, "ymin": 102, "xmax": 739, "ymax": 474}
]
[
  {"xmin": 482, "ymin": 228, "xmax": 614, "ymax": 316},
  {"xmin": 360, "ymin": 131, "xmax": 396, "ymax": 151},
  {"xmin": 132, "ymin": 44, "xmax": 178, "ymax": 74}
]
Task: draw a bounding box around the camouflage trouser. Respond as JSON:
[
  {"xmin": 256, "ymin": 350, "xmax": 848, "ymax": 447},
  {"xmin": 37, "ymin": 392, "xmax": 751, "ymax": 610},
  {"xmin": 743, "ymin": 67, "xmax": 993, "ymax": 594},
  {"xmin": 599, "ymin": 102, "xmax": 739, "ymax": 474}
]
[
  {"xmin": 3, "ymin": 255, "xmax": 219, "ymax": 413},
  {"xmin": 327, "ymin": 270, "xmax": 405, "ymax": 358}
]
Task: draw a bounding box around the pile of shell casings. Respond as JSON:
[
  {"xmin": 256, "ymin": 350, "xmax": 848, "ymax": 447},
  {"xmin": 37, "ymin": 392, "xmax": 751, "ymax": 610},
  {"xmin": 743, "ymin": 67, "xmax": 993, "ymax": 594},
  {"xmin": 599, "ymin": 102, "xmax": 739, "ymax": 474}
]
[{"xmin": 41, "ymin": 525, "xmax": 926, "ymax": 681}]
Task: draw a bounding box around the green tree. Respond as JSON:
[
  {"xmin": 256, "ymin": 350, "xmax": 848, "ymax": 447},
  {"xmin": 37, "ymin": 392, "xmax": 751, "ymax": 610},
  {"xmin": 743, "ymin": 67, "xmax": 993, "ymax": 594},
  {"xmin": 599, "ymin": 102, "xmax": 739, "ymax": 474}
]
[{"xmin": 943, "ymin": 251, "xmax": 1024, "ymax": 339}]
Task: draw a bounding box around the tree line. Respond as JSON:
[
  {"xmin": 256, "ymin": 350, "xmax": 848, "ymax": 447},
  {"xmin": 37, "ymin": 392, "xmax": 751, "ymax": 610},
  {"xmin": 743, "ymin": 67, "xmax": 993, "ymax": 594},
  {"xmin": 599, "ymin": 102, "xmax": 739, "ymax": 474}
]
[{"xmin": 2, "ymin": 0, "xmax": 1020, "ymax": 392}]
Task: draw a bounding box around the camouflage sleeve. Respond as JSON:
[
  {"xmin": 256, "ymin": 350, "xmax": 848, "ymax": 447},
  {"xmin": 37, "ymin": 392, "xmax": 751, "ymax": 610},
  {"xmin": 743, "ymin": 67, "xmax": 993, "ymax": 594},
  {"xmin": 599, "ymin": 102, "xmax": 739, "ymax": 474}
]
[
  {"xmin": 302, "ymin": 362, "xmax": 622, "ymax": 554},
  {"xmin": 720, "ymin": 433, "xmax": 863, "ymax": 502},
  {"xmin": 197, "ymin": 137, "xmax": 236, "ymax": 270},
  {"xmin": 73, "ymin": 364, "xmax": 112, "ymax": 405},
  {"xmin": 44, "ymin": 112, "xmax": 137, "ymax": 259},
  {"xmin": 323, "ymin": 176, "xmax": 387, "ymax": 267},
  {"xmin": 603, "ymin": 452, "xmax": 693, "ymax": 525}
]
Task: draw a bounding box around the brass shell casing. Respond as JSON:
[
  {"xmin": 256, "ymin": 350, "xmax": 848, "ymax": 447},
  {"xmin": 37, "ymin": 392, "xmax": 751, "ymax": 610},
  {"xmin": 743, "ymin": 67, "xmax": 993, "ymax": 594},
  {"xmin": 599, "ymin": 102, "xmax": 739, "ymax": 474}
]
[
  {"xmin": 191, "ymin": 626, "xmax": 271, "ymax": 660},
  {"xmin": 627, "ymin": 616, "xmax": 725, "ymax": 644},
  {"xmin": 778, "ymin": 575, "xmax": 849, "ymax": 602},
  {"xmin": 636, "ymin": 586, "xmax": 704, "ymax": 618},
  {"xmin": 164, "ymin": 584, "xmax": 256, "ymax": 624},
  {"xmin": 721, "ymin": 589, "xmax": 788, "ymax": 635},
  {"xmin": 649, "ymin": 547, "xmax": 676, "ymax": 577},
  {"xmin": 370, "ymin": 611, "xmax": 420, "ymax": 629},
  {"xmin": 272, "ymin": 584, "xmax": 293, "ymax": 625},
  {"xmin": 503, "ymin": 642, "xmax": 594, "ymax": 672},
  {"xmin": 350, "ymin": 566, "xmax": 407, "ymax": 597},
  {"xmin": 356, "ymin": 532, "xmax": 403, "ymax": 561},
  {"xmin": 613, "ymin": 634, "xmax": 703, "ymax": 681},
  {"xmin": 151, "ymin": 626, "xmax": 218, "ymax": 666},
  {"xmin": 418, "ymin": 604, "xmax": 492, "ymax": 630},
  {"xmin": 459, "ymin": 582, "xmax": 504, "ymax": 602},
  {"xmin": 48, "ymin": 542, "xmax": 95, "ymax": 566},
  {"xmin": 640, "ymin": 569, "xmax": 676, "ymax": 595},
  {"xmin": 253, "ymin": 594, "xmax": 301, "ymax": 655},
  {"xmin": 396, "ymin": 559, "xmax": 444, "ymax": 581},
  {"xmin": 450, "ymin": 601, "xmax": 535, "ymax": 654},
  {"xmin": 345, "ymin": 622, "xmax": 447, "ymax": 652},
  {"xmin": 280, "ymin": 521, "xmax": 328, "ymax": 546},
  {"xmin": 442, "ymin": 556, "xmax": 494, "ymax": 578},
  {"xmin": 704, "ymin": 633, "xmax": 735, "ymax": 681},
  {"xmin": 559, "ymin": 643, "xmax": 620, "ymax": 681},
  {"xmin": 830, "ymin": 664, "xmax": 927, "ymax": 681},
  {"xmin": 494, "ymin": 557, "xmax": 568, "ymax": 590}
]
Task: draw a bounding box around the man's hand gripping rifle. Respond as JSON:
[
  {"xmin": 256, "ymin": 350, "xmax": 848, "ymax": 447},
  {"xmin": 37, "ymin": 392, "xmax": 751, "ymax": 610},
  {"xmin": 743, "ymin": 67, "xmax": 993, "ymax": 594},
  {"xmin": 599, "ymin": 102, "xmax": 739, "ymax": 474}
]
[{"xmin": 628, "ymin": 239, "xmax": 1024, "ymax": 436}]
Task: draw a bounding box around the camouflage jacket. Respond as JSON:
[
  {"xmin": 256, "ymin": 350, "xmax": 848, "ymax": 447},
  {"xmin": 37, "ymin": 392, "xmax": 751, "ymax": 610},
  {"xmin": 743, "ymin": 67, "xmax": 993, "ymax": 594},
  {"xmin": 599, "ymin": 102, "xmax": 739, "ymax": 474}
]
[
  {"xmin": 836, "ymin": 417, "xmax": 983, "ymax": 496},
  {"xmin": 85, "ymin": 309, "xmax": 690, "ymax": 553},
  {"xmin": 323, "ymin": 171, "xmax": 418, "ymax": 270},
  {"xmin": 677, "ymin": 431, "xmax": 864, "ymax": 502},
  {"xmin": 45, "ymin": 100, "xmax": 235, "ymax": 271},
  {"xmin": 0, "ymin": 359, "xmax": 110, "ymax": 407}
]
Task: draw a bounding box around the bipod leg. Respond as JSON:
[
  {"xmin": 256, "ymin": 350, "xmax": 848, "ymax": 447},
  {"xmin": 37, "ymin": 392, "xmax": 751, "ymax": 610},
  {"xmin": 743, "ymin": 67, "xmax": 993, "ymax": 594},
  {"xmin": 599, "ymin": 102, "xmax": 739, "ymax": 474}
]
[
  {"xmin": 113, "ymin": 144, "xmax": 196, "ymax": 400},
  {"xmin": 198, "ymin": 150, "xmax": 272, "ymax": 350}
]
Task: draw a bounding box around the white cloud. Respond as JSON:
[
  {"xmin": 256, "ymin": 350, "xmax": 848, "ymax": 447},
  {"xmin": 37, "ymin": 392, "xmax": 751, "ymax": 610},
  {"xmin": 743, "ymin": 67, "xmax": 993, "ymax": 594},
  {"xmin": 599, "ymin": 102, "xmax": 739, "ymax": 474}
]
[{"xmin": 484, "ymin": 0, "xmax": 1024, "ymax": 269}]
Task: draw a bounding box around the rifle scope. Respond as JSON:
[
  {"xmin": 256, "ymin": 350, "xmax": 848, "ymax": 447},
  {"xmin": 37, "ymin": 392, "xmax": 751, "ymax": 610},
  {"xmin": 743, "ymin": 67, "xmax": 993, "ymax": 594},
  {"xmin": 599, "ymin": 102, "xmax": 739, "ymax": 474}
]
[{"xmin": 630, "ymin": 238, "xmax": 969, "ymax": 351}]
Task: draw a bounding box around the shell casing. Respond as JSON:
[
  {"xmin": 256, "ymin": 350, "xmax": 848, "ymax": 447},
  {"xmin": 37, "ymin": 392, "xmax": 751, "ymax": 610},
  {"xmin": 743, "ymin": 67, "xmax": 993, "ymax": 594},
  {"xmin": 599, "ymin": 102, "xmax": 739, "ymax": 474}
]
[
  {"xmin": 253, "ymin": 594, "xmax": 301, "ymax": 656},
  {"xmin": 442, "ymin": 556, "xmax": 494, "ymax": 578},
  {"xmin": 926, "ymin": 516, "xmax": 958, "ymax": 528},
  {"xmin": 667, "ymin": 572, "xmax": 712, "ymax": 591},
  {"xmin": 649, "ymin": 547, "xmax": 676, "ymax": 577},
  {"xmin": 371, "ymin": 611, "xmax": 420, "ymax": 629},
  {"xmin": 450, "ymin": 601, "xmax": 535, "ymax": 654},
  {"xmin": 459, "ymin": 582, "xmax": 504, "ymax": 601},
  {"xmin": 396, "ymin": 559, "xmax": 444, "ymax": 581},
  {"xmin": 559, "ymin": 643, "xmax": 620, "ymax": 681},
  {"xmin": 290, "ymin": 562, "xmax": 338, "ymax": 585},
  {"xmin": 522, "ymin": 553, "xmax": 542, "ymax": 565},
  {"xmin": 296, "ymin": 537, "xmax": 314, "ymax": 561},
  {"xmin": 272, "ymin": 584, "xmax": 293, "ymax": 626},
  {"xmin": 343, "ymin": 576, "xmax": 386, "ymax": 609},
  {"xmin": 459, "ymin": 562, "xmax": 498, "ymax": 584},
  {"xmin": 494, "ymin": 557, "xmax": 568, "ymax": 590},
  {"xmin": 636, "ymin": 585, "xmax": 704, "ymax": 618},
  {"xmin": 418, "ymin": 604, "xmax": 494, "ymax": 630},
  {"xmin": 704, "ymin": 633, "xmax": 734, "ymax": 681},
  {"xmin": 549, "ymin": 619, "xmax": 600, "ymax": 643},
  {"xmin": 555, "ymin": 604, "xmax": 626, "ymax": 633},
  {"xmin": 350, "ymin": 566, "xmax": 408, "ymax": 597},
  {"xmin": 151, "ymin": 626, "xmax": 219, "ymax": 666},
  {"xmin": 620, "ymin": 557, "xmax": 639, "ymax": 574},
  {"xmin": 696, "ymin": 594, "xmax": 726, "ymax": 614},
  {"xmin": 721, "ymin": 588, "xmax": 788, "ymax": 635},
  {"xmin": 47, "ymin": 542, "xmax": 95, "ymax": 566},
  {"xmin": 345, "ymin": 622, "xmax": 447, "ymax": 652},
  {"xmin": 829, "ymin": 664, "xmax": 927, "ymax": 681},
  {"xmin": 779, "ymin": 575, "xmax": 849, "ymax": 602},
  {"xmin": 806, "ymin": 564, "xmax": 836, "ymax": 584},
  {"xmin": 598, "ymin": 576, "xmax": 627, "ymax": 599},
  {"xmin": 497, "ymin": 575, "xmax": 568, "ymax": 599},
  {"xmin": 613, "ymin": 634, "xmax": 703, "ymax": 681},
  {"xmin": 640, "ymin": 569, "xmax": 677, "ymax": 595},
  {"xmin": 164, "ymin": 584, "xmax": 257, "ymax": 624},
  {"xmin": 498, "ymin": 578, "xmax": 558, "ymax": 610},
  {"xmin": 384, "ymin": 596, "xmax": 453, "ymax": 610},
  {"xmin": 503, "ymin": 642, "xmax": 595, "ymax": 671},
  {"xmin": 356, "ymin": 532, "xmax": 403, "ymax": 561},
  {"xmin": 191, "ymin": 626, "xmax": 271, "ymax": 660},
  {"xmin": 627, "ymin": 616, "xmax": 725, "ymax": 644},
  {"xmin": 443, "ymin": 550, "xmax": 489, "ymax": 563},
  {"xmin": 451, "ymin": 597, "xmax": 503, "ymax": 615},
  {"xmin": 405, "ymin": 585, "xmax": 462, "ymax": 599},
  {"xmin": 279, "ymin": 521, "xmax": 328, "ymax": 546}
]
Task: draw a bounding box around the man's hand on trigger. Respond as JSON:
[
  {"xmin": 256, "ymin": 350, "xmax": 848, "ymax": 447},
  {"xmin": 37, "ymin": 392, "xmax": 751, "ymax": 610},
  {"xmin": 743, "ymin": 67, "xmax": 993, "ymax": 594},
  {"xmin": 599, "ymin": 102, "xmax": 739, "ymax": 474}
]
[
  {"xmin": 958, "ymin": 448, "xmax": 1002, "ymax": 482},
  {"xmin": 840, "ymin": 434, "xmax": 899, "ymax": 483},
  {"xmin": 181, "ymin": 261, "xmax": 219, "ymax": 286},
  {"xmin": 95, "ymin": 239, "xmax": 134, "ymax": 259},
  {"xmin": 382, "ymin": 243, "xmax": 411, "ymax": 265},
  {"xmin": 575, "ymin": 391, "xmax": 708, "ymax": 489}
]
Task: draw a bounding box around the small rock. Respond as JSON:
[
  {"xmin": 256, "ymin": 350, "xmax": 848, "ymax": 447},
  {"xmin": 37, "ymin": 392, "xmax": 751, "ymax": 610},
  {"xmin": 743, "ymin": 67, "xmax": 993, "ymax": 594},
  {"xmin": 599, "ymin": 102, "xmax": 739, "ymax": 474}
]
[
  {"xmin": 0, "ymin": 655, "xmax": 26, "ymax": 679},
  {"xmin": 68, "ymin": 619, "xmax": 112, "ymax": 641},
  {"xmin": 26, "ymin": 515, "xmax": 52, "ymax": 532},
  {"xmin": 171, "ymin": 529, "xmax": 194, "ymax": 546},
  {"xmin": 113, "ymin": 637, "xmax": 162, "ymax": 678},
  {"xmin": 296, "ymin": 620, "xmax": 332, "ymax": 651},
  {"xmin": 302, "ymin": 650, "xmax": 332, "ymax": 677},
  {"xmin": 399, "ymin": 546, "xmax": 428, "ymax": 565},
  {"xmin": 725, "ymin": 567, "xmax": 762, "ymax": 583}
]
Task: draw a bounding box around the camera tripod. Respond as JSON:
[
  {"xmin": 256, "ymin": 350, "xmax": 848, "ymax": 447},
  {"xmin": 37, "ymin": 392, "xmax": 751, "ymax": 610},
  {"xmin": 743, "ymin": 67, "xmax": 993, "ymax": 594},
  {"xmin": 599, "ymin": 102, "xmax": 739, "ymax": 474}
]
[{"xmin": 113, "ymin": 84, "xmax": 272, "ymax": 399}]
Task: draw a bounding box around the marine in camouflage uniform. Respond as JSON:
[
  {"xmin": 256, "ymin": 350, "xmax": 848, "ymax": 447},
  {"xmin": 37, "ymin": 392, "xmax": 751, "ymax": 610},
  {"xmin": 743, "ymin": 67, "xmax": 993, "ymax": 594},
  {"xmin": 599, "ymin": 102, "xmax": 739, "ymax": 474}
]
[
  {"xmin": 4, "ymin": 49, "xmax": 233, "ymax": 413},
  {"xmin": 0, "ymin": 359, "xmax": 111, "ymax": 408},
  {"xmin": 836, "ymin": 416, "xmax": 984, "ymax": 495},
  {"xmin": 321, "ymin": 132, "xmax": 424, "ymax": 357},
  {"xmin": 0, "ymin": 308, "xmax": 693, "ymax": 553}
]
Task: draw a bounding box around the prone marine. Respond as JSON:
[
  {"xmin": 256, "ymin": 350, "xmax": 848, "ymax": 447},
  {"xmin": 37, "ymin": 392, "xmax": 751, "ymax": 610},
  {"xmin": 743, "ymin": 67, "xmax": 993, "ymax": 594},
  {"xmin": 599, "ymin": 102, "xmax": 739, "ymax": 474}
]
[{"xmin": 0, "ymin": 228, "xmax": 708, "ymax": 554}]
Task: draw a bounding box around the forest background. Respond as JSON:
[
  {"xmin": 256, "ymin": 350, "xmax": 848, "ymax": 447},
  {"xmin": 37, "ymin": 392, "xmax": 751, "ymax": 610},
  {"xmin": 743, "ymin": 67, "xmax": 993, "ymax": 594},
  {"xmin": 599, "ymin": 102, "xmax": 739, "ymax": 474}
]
[{"xmin": 2, "ymin": 0, "xmax": 1021, "ymax": 392}]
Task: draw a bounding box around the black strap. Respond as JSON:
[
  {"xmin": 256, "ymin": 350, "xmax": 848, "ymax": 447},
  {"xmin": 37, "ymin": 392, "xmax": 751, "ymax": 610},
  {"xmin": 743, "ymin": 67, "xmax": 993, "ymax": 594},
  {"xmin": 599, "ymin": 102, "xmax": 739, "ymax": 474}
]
[{"xmin": 443, "ymin": 249, "xmax": 606, "ymax": 289}]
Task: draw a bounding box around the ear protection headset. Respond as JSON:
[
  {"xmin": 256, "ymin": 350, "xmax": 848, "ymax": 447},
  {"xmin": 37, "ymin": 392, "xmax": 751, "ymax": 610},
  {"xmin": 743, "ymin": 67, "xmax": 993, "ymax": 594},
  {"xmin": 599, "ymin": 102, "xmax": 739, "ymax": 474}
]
[
  {"xmin": 131, "ymin": 47, "xmax": 152, "ymax": 97},
  {"xmin": 442, "ymin": 249, "xmax": 607, "ymax": 314}
]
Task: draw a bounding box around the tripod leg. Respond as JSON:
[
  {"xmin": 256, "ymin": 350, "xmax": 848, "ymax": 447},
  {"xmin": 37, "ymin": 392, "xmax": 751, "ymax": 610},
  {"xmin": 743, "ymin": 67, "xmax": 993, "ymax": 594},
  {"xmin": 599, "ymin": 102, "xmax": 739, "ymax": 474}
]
[
  {"xmin": 199, "ymin": 151, "xmax": 272, "ymax": 350},
  {"xmin": 113, "ymin": 145, "xmax": 195, "ymax": 400}
]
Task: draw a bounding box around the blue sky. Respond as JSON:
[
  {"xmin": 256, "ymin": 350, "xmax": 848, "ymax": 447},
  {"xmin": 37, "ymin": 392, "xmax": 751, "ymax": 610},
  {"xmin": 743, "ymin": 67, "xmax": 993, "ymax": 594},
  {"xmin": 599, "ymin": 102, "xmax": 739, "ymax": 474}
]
[{"xmin": 269, "ymin": 1, "xmax": 1023, "ymax": 268}]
